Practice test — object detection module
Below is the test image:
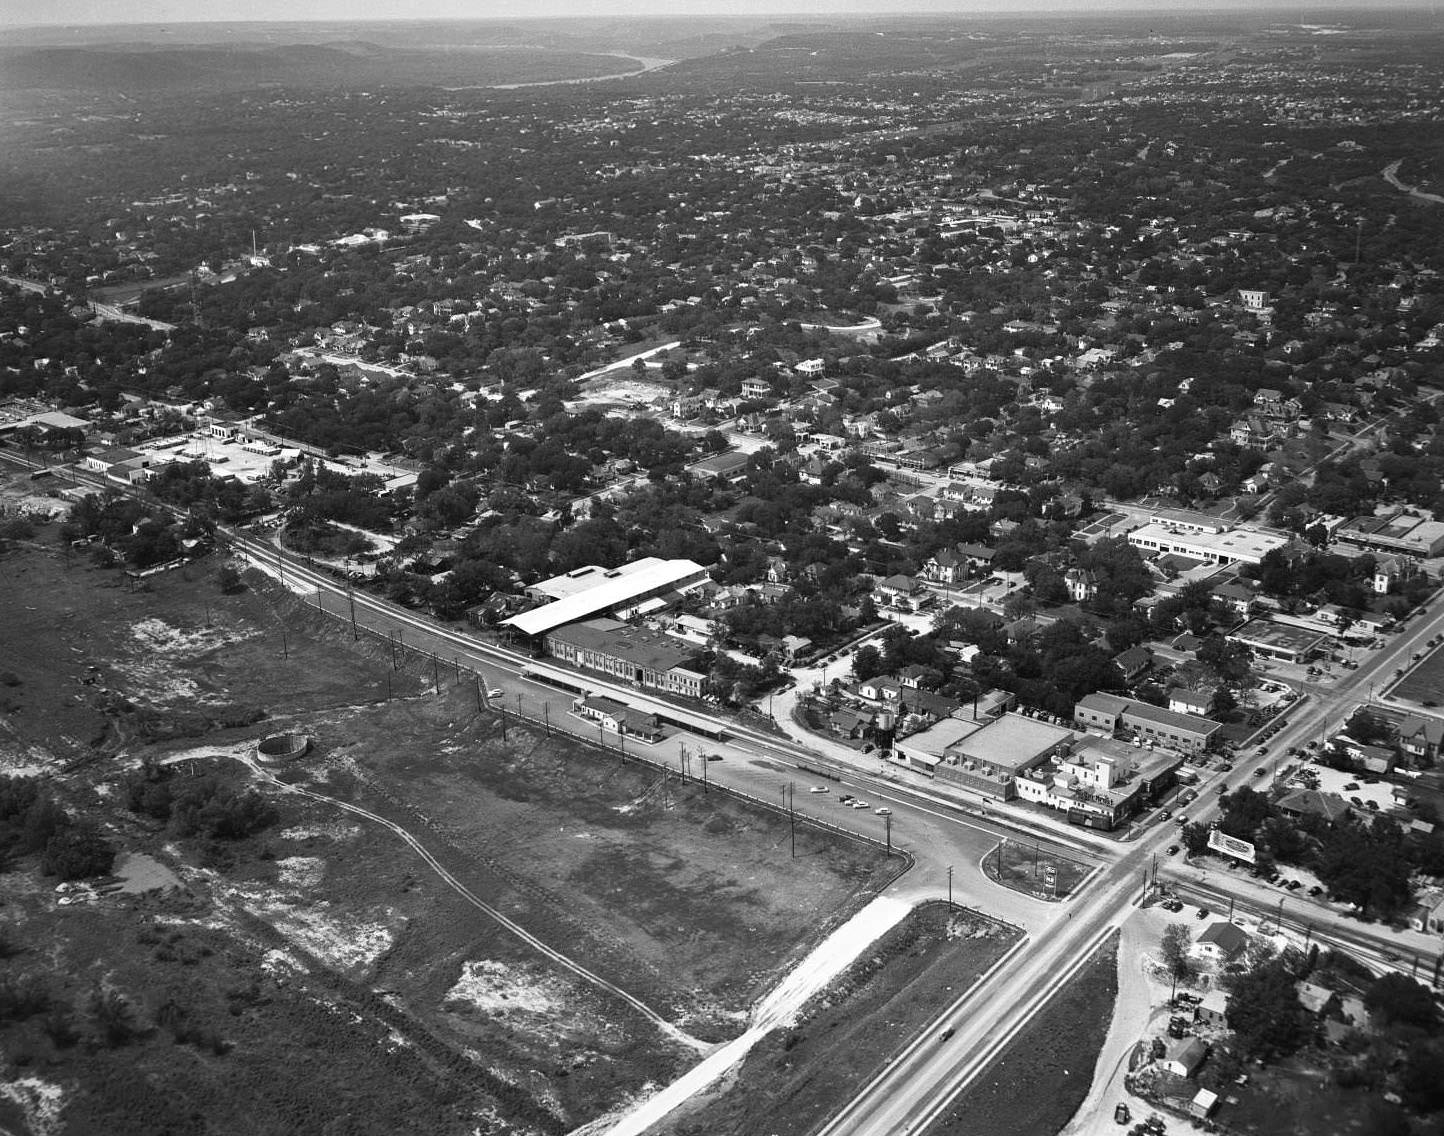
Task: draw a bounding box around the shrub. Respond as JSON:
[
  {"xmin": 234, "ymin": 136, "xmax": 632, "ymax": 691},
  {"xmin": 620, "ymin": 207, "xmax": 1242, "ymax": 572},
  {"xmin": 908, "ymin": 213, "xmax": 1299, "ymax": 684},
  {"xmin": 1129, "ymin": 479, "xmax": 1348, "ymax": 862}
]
[{"xmin": 42, "ymin": 820, "xmax": 115, "ymax": 881}]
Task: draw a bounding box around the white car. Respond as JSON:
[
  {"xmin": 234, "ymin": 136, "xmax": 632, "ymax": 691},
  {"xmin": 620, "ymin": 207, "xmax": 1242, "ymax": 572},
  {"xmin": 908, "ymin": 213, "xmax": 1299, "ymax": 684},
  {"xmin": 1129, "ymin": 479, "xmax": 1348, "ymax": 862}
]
[
  {"xmin": 875, "ymin": 807, "xmax": 892, "ymax": 816},
  {"xmin": 487, "ymin": 688, "xmax": 503, "ymax": 699},
  {"xmin": 851, "ymin": 800, "xmax": 870, "ymax": 809},
  {"xmin": 809, "ymin": 785, "xmax": 829, "ymax": 794}
]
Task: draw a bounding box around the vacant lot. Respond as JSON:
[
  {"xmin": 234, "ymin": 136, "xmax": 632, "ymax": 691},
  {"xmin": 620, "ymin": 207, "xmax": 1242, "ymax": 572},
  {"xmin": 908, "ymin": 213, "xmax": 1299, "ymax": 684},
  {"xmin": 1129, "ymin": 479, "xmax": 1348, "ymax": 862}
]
[
  {"xmin": 0, "ymin": 533, "xmax": 895, "ymax": 1135},
  {"xmin": 1392, "ymin": 643, "xmax": 1444, "ymax": 706},
  {"xmin": 659, "ymin": 904, "xmax": 1022, "ymax": 1136},
  {"xmin": 924, "ymin": 933, "xmax": 1119, "ymax": 1136}
]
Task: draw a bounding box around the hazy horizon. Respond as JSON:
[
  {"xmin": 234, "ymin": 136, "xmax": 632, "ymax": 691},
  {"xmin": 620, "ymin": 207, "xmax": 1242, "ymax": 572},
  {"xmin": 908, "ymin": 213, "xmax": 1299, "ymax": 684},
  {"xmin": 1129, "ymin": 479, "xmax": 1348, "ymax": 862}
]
[{"xmin": 1, "ymin": 0, "xmax": 1433, "ymax": 30}]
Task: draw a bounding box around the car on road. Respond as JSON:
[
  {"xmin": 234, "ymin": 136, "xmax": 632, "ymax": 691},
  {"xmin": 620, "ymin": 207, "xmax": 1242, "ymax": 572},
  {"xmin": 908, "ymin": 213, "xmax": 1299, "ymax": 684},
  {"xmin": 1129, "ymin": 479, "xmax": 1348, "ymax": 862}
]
[
  {"xmin": 809, "ymin": 786, "xmax": 829, "ymax": 794},
  {"xmin": 1253, "ymin": 768, "xmax": 1267, "ymax": 777},
  {"xmin": 1166, "ymin": 845, "xmax": 1180, "ymax": 856},
  {"xmin": 487, "ymin": 688, "xmax": 503, "ymax": 699},
  {"xmin": 939, "ymin": 1027, "xmax": 955, "ymax": 1042},
  {"xmin": 1256, "ymin": 746, "xmax": 1268, "ymax": 756},
  {"xmin": 851, "ymin": 800, "xmax": 870, "ymax": 809},
  {"xmin": 875, "ymin": 807, "xmax": 892, "ymax": 816},
  {"xmin": 706, "ymin": 753, "xmax": 723, "ymax": 762},
  {"xmin": 838, "ymin": 794, "xmax": 854, "ymax": 804}
]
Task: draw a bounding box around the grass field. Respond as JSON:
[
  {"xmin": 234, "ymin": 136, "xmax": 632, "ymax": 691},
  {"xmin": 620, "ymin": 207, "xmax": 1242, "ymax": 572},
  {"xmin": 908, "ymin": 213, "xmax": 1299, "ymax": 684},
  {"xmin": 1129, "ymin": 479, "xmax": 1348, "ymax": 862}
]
[
  {"xmin": 984, "ymin": 839, "xmax": 1092, "ymax": 901},
  {"xmin": 1392, "ymin": 642, "xmax": 1444, "ymax": 706},
  {"xmin": 0, "ymin": 519, "xmax": 895, "ymax": 1135},
  {"xmin": 657, "ymin": 903, "xmax": 1023, "ymax": 1136},
  {"xmin": 923, "ymin": 932, "xmax": 1120, "ymax": 1136}
]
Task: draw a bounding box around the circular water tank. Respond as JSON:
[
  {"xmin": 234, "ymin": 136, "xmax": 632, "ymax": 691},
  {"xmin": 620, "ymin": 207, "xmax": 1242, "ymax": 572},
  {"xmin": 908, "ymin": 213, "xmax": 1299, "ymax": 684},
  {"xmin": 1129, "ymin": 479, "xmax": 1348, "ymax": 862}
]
[{"xmin": 256, "ymin": 733, "xmax": 310, "ymax": 764}]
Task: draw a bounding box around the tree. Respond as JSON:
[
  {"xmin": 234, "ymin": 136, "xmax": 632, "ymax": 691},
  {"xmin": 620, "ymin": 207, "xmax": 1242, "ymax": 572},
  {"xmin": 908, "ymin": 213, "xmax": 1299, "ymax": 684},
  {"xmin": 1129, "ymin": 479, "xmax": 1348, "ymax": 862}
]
[
  {"xmin": 216, "ymin": 564, "xmax": 243, "ymax": 594},
  {"xmin": 42, "ymin": 820, "xmax": 115, "ymax": 881},
  {"xmin": 1226, "ymin": 957, "xmax": 1310, "ymax": 1062},
  {"xmin": 851, "ymin": 644, "xmax": 884, "ymax": 683},
  {"xmin": 1181, "ymin": 821, "xmax": 1211, "ymax": 857},
  {"xmin": 1364, "ymin": 973, "xmax": 1440, "ymax": 1034},
  {"xmin": 1160, "ymin": 924, "xmax": 1194, "ymax": 983}
]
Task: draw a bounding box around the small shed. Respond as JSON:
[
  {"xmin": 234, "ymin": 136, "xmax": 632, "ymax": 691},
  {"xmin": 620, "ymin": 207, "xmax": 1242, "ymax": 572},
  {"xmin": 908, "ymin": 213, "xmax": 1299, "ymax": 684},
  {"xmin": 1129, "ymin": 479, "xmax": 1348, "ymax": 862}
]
[{"xmin": 1189, "ymin": 1088, "xmax": 1219, "ymax": 1118}]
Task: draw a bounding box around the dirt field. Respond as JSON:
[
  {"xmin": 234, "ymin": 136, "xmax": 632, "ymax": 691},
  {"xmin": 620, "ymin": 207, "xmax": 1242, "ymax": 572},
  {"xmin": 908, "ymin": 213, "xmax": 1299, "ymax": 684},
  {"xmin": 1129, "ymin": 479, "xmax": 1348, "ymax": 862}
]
[
  {"xmin": 657, "ymin": 904, "xmax": 1023, "ymax": 1136},
  {"xmin": 0, "ymin": 524, "xmax": 895, "ymax": 1136},
  {"xmin": 924, "ymin": 933, "xmax": 1119, "ymax": 1136}
]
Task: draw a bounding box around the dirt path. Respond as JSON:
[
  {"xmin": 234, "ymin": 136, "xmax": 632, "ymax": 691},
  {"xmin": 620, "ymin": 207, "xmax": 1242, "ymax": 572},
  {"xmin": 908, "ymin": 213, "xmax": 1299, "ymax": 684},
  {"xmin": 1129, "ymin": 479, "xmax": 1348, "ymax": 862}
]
[
  {"xmin": 1383, "ymin": 159, "xmax": 1444, "ymax": 205},
  {"xmin": 1058, "ymin": 907, "xmax": 1173, "ymax": 1136}
]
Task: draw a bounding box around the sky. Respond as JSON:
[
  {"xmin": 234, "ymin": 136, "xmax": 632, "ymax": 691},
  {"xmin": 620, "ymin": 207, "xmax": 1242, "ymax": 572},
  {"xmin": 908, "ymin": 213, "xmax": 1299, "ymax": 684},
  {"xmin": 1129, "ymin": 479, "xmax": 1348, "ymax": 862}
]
[{"xmin": 0, "ymin": 0, "xmax": 1427, "ymax": 28}]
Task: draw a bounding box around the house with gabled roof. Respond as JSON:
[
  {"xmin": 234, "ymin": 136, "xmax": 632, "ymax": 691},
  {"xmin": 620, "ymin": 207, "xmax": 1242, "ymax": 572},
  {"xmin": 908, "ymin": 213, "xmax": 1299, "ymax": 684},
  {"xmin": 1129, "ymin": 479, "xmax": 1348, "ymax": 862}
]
[{"xmin": 1193, "ymin": 920, "xmax": 1249, "ymax": 962}]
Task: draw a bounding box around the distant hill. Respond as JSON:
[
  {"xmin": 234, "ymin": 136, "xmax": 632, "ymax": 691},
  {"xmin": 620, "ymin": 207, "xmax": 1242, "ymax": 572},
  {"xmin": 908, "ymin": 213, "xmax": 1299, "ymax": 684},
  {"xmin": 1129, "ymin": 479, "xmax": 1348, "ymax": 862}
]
[{"xmin": 0, "ymin": 41, "xmax": 644, "ymax": 90}]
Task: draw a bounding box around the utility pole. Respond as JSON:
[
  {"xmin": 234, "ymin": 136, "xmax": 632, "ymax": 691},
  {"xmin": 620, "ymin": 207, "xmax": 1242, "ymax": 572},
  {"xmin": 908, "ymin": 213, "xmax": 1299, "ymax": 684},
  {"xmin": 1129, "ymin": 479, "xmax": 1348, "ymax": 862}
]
[
  {"xmin": 281, "ymin": 627, "xmax": 288, "ymax": 659},
  {"xmin": 348, "ymin": 580, "xmax": 357, "ymax": 639},
  {"xmin": 474, "ymin": 677, "xmax": 482, "ymax": 713},
  {"xmin": 884, "ymin": 812, "xmax": 892, "ymax": 856},
  {"xmin": 785, "ymin": 782, "xmax": 795, "ymax": 858},
  {"xmin": 947, "ymin": 864, "xmax": 954, "ymax": 910},
  {"xmin": 543, "ymin": 702, "xmax": 550, "ymax": 737},
  {"xmin": 432, "ymin": 653, "xmax": 441, "ymax": 695}
]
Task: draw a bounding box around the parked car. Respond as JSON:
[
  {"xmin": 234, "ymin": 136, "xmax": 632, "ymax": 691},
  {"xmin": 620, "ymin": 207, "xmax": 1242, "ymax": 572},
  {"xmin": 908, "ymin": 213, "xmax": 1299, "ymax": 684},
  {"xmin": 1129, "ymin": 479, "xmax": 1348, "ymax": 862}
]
[
  {"xmin": 1308, "ymin": 885, "xmax": 1323, "ymax": 897},
  {"xmin": 1197, "ymin": 907, "xmax": 1210, "ymax": 920},
  {"xmin": 809, "ymin": 786, "xmax": 829, "ymax": 794},
  {"xmin": 875, "ymin": 807, "xmax": 892, "ymax": 816},
  {"xmin": 1166, "ymin": 844, "xmax": 1180, "ymax": 856},
  {"xmin": 851, "ymin": 800, "xmax": 869, "ymax": 809},
  {"xmin": 1344, "ymin": 782, "xmax": 1360, "ymax": 791},
  {"xmin": 487, "ymin": 688, "xmax": 503, "ymax": 699}
]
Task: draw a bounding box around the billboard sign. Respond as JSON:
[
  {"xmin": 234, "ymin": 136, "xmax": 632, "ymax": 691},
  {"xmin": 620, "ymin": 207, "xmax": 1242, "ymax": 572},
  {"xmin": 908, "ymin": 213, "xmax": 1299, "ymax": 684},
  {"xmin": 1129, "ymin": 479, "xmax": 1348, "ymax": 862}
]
[{"xmin": 1207, "ymin": 827, "xmax": 1256, "ymax": 864}]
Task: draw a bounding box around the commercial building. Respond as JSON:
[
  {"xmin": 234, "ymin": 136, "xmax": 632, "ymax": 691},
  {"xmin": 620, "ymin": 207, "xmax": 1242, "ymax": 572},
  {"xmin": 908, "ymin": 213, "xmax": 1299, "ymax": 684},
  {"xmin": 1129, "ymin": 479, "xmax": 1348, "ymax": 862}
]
[
  {"xmin": 544, "ymin": 618, "xmax": 707, "ymax": 699},
  {"xmin": 1226, "ymin": 618, "xmax": 1331, "ymax": 664},
  {"xmin": 1073, "ymin": 693, "xmax": 1221, "ymax": 753},
  {"xmin": 914, "ymin": 713, "xmax": 1077, "ymax": 800},
  {"xmin": 504, "ymin": 558, "xmax": 709, "ymax": 638},
  {"xmin": 1126, "ymin": 520, "xmax": 1289, "ymax": 567},
  {"xmin": 1014, "ymin": 736, "xmax": 1183, "ymax": 828},
  {"xmin": 1336, "ymin": 511, "xmax": 1444, "ymax": 559}
]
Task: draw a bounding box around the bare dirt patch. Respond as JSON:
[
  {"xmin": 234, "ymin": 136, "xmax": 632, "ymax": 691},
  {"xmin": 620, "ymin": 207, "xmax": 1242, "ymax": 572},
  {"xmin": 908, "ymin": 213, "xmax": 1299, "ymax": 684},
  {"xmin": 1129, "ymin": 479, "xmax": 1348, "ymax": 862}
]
[{"xmin": 0, "ymin": 536, "xmax": 896, "ymax": 1134}]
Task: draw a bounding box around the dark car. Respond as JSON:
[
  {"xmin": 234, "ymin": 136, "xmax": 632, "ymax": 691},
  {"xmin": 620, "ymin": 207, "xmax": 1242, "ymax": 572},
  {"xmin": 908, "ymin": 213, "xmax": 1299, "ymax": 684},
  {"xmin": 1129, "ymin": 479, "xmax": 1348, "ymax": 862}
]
[
  {"xmin": 1166, "ymin": 845, "xmax": 1180, "ymax": 856},
  {"xmin": 1197, "ymin": 907, "xmax": 1209, "ymax": 919}
]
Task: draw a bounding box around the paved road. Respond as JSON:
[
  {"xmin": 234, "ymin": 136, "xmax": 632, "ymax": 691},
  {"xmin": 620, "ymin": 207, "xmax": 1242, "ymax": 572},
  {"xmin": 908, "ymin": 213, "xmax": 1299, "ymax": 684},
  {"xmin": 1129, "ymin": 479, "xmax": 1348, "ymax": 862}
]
[{"xmin": 816, "ymin": 581, "xmax": 1444, "ymax": 1134}]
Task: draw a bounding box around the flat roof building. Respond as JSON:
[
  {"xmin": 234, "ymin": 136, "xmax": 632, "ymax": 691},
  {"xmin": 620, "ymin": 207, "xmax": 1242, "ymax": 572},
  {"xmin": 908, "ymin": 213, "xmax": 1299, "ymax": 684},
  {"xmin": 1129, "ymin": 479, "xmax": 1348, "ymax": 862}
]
[
  {"xmin": 545, "ymin": 617, "xmax": 706, "ymax": 699},
  {"xmin": 927, "ymin": 713, "xmax": 1076, "ymax": 799},
  {"xmin": 505, "ymin": 558, "xmax": 708, "ymax": 638},
  {"xmin": 1336, "ymin": 511, "xmax": 1444, "ymax": 559},
  {"xmin": 1227, "ymin": 618, "xmax": 1331, "ymax": 664},
  {"xmin": 1127, "ymin": 521, "xmax": 1289, "ymax": 567},
  {"xmin": 1074, "ymin": 693, "xmax": 1221, "ymax": 753}
]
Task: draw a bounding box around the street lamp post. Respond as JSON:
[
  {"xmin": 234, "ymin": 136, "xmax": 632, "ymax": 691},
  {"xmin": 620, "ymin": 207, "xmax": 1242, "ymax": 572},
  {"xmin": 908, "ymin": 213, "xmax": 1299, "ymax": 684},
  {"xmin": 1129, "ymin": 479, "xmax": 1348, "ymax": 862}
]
[{"xmin": 947, "ymin": 864, "xmax": 954, "ymax": 910}]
